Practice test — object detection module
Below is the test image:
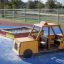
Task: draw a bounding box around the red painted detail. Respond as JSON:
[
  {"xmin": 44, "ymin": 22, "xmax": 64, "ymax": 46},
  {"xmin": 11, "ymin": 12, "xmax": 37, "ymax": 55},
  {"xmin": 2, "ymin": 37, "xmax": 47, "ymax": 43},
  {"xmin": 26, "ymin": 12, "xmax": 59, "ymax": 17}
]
[
  {"xmin": 0, "ymin": 30, "xmax": 6, "ymax": 35},
  {"xmin": 0, "ymin": 30, "xmax": 30, "ymax": 38},
  {"xmin": 15, "ymin": 33, "xmax": 29, "ymax": 38},
  {"xmin": 0, "ymin": 20, "xmax": 33, "ymax": 27}
]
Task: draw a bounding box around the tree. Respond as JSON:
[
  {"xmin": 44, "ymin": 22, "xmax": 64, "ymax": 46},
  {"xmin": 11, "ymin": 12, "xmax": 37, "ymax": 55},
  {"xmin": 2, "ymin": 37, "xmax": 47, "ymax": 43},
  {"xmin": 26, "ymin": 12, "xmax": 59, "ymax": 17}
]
[
  {"xmin": 45, "ymin": 0, "xmax": 57, "ymax": 9},
  {"xmin": 56, "ymin": 2, "xmax": 62, "ymax": 8},
  {"xmin": 34, "ymin": 1, "xmax": 45, "ymax": 9},
  {"xmin": 0, "ymin": 0, "xmax": 9, "ymax": 17},
  {"xmin": 27, "ymin": 0, "xmax": 35, "ymax": 9},
  {"xmin": 27, "ymin": 0, "xmax": 44, "ymax": 9},
  {"xmin": 5, "ymin": 0, "xmax": 24, "ymax": 9},
  {"xmin": 11, "ymin": 0, "xmax": 22, "ymax": 8},
  {"xmin": 0, "ymin": 0, "xmax": 9, "ymax": 9}
]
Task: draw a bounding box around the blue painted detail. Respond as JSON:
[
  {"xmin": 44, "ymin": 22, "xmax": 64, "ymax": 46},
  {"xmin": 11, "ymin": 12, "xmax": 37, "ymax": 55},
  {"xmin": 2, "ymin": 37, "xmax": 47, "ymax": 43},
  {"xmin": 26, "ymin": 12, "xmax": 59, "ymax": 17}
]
[
  {"xmin": 0, "ymin": 26, "xmax": 17, "ymax": 29},
  {"xmin": 34, "ymin": 25, "xmax": 64, "ymax": 36}
]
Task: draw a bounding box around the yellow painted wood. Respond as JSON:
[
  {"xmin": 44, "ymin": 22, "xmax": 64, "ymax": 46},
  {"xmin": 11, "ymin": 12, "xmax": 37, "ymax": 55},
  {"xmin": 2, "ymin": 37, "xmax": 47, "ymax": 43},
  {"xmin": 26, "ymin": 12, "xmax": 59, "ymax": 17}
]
[
  {"xmin": 48, "ymin": 35, "xmax": 55, "ymax": 44},
  {"xmin": 19, "ymin": 40, "xmax": 38, "ymax": 55},
  {"xmin": 15, "ymin": 37, "xmax": 34, "ymax": 42},
  {"xmin": 6, "ymin": 33, "xmax": 14, "ymax": 39},
  {"xmin": 14, "ymin": 38, "xmax": 38, "ymax": 55},
  {"xmin": 59, "ymin": 38, "xmax": 64, "ymax": 49}
]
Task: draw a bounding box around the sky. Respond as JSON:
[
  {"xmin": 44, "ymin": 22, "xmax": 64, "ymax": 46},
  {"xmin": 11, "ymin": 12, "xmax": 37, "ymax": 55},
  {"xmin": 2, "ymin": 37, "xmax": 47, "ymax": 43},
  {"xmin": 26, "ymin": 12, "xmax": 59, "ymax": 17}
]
[{"xmin": 22, "ymin": 0, "xmax": 64, "ymax": 4}]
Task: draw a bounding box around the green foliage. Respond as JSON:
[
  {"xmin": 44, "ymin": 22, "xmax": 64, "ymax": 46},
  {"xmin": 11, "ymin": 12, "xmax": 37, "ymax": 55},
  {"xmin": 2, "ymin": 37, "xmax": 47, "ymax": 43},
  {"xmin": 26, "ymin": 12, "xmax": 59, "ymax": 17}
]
[
  {"xmin": 27, "ymin": 0, "xmax": 45, "ymax": 9},
  {"xmin": 56, "ymin": 2, "xmax": 62, "ymax": 8},
  {"xmin": 9, "ymin": 0, "xmax": 23, "ymax": 9},
  {"xmin": 0, "ymin": 0, "xmax": 63, "ymax": 9},
  {"xmin": 46, "ymin": 0, "xmax": 57, "ymax": 9},
  {"xmin": 0, "ymin": 0, "xmax": 23, "ymax": 9},
  {"xmin": 0, "ymin": 2, "xmax": 4, "ymax": 9},
  {"xmin": 27, "ymin": 1, "xmax": 35, "ymax": 9},
  {"xmin": 35, "ymin": 1, "xmax": 45, "ymax": 9}
]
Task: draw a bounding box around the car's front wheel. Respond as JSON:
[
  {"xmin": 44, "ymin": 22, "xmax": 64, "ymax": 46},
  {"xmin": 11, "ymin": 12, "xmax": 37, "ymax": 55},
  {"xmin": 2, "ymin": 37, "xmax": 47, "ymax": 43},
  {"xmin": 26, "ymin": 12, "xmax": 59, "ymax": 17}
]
[{"xmin": 23, "ymin": 49, "xmax": 33, "ymax": 58}]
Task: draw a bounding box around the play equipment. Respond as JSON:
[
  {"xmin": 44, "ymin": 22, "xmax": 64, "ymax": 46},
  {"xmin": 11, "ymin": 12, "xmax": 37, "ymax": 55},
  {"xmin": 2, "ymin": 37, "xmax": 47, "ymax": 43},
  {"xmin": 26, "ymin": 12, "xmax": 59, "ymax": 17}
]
[
  {"xmin": 13, "ymin": 21, "xmax": 64, "ymax": 58},
  {"xmin": 0, "ymin": 27, "xmax": 31, "ymax": 39}
]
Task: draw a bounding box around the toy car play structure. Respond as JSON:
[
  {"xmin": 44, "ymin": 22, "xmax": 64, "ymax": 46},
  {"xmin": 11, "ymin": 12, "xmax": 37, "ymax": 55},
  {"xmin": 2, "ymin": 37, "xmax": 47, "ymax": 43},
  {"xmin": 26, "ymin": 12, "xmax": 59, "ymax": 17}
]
[{"xmin": 13, "ymin": 21, "xmax": 64, "ymax": 58}]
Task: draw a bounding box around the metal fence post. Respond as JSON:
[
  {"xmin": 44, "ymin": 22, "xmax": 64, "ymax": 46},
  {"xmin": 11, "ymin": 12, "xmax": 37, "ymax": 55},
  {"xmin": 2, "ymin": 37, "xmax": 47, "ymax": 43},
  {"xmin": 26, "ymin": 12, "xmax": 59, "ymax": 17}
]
[
  {"xmin": 25, "ymin": 8, "xmax": 26, "ymax": 22},
  {"xmin": 57, "ymin": 9, "xmax": 59, "ymax": 24},
  {"xmin": 13, "ymin": 9, "xmax": 15, "ymax": 22},
  {"xmin": 38, "ymin": 0, "xmax": 41, "ymax": 23},
  {"xmin": 38, "ymin": 8, "xmax": 40, "ymax": 23}
]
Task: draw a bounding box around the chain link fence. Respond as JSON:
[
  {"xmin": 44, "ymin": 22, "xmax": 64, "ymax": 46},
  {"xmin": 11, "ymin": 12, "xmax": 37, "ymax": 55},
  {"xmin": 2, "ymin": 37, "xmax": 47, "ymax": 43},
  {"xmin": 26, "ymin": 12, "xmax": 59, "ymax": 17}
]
[{"xmin": 0, "ymin": 9, "xmax": 64, "ymax": 27}]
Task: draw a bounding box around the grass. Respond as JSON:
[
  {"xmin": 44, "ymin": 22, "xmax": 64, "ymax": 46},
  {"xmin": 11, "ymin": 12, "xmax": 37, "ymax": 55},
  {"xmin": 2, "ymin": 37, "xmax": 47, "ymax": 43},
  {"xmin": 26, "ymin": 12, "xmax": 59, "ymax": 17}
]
[
  {"xmin": 0, "ymin": 16, "xmax": 64, "ymax": 28},
  {"xmin": 1, "ymin": 17, "xmax": 39, "ymax": 24}
]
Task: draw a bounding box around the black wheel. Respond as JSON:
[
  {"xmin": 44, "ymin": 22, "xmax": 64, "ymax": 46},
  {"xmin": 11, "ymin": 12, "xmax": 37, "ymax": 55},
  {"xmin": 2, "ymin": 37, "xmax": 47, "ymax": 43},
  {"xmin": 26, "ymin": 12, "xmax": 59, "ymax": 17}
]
[{"xmin": 23, "ymin": 49, "xmax": 33, "ymax": 58}]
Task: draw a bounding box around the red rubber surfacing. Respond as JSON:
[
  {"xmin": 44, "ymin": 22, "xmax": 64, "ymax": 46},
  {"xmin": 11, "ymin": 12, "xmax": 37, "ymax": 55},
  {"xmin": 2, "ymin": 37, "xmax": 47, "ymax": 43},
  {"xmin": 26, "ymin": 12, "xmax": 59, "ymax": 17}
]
[{"xmin": 0, "ymin": 19, "xmax": 33, "ymax": 27}]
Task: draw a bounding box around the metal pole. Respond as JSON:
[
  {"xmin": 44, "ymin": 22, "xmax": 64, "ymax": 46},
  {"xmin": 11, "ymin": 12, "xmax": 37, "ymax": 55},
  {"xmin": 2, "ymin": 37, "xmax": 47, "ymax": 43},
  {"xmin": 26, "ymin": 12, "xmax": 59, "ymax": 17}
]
[
  {"xmin": 48, "ymin": 26, "xmax": 50, "ymax": 49},
  {"xmin": 57, "ymin": 9, "xmax": 59, "ymax": 24},
  {"xmin": 12, "ymin": 8, "xmax": 15, "ymax": 22},
  {"xmin": 25, "ymin": 8, "xmax": 26, "ymax": 22},
  {"xmin": 38, "ymin": 0, "xmax": 40, "ymax": 23},
  {"xmin": 38, "ymin": 8, "xmax": 40, "ymax": 23}
]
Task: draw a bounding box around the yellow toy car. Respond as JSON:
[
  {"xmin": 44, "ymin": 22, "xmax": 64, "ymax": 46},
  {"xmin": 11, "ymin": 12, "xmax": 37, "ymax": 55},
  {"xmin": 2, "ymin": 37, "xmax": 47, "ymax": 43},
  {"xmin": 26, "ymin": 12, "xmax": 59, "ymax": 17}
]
[{"xmin": 13, "ymin": 21, "xmax": 64, "ymax": 58}]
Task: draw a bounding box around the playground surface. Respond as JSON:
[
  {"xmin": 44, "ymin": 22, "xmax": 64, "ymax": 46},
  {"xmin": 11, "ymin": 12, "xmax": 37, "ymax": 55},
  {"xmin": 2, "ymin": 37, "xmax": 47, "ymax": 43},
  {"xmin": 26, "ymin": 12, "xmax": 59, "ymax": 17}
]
[
  {"xmin": 0, "ymin": 36, "xmax": 64, "ymax": 64},
  {"xmin": 0, "ymin": 25, "xmax": 64, "ymax": 64},
  {"xmin": 0, "ymin": 19, "xmax": 33, "ymax": 27}
]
